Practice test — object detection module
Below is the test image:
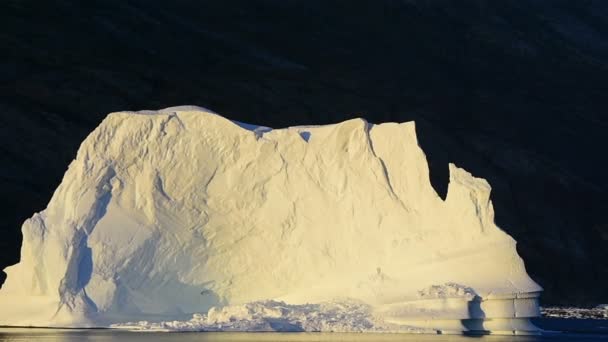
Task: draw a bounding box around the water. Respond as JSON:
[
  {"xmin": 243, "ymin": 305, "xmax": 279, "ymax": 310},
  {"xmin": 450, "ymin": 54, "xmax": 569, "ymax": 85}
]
[{"xmin": 1, "ymin": 319, "xmax": 607, "ymax": 342}]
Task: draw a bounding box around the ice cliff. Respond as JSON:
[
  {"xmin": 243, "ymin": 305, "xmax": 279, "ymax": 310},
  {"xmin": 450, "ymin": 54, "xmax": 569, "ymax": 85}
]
[{"xmin": 0, "ymin": 106, "xmax": 542, "ymax": 334}]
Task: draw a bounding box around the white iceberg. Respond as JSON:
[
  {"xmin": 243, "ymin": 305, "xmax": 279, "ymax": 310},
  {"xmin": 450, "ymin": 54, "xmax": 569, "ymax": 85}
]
[{"xmin": 0, "ymin": 106, "xmax": 542, "ymax": 334}]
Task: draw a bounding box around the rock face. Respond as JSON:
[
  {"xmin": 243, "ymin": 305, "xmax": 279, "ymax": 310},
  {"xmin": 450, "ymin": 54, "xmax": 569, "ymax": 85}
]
[{"xmin": 0, "ymin": 107, "xmax": 541, "ymax": 333}]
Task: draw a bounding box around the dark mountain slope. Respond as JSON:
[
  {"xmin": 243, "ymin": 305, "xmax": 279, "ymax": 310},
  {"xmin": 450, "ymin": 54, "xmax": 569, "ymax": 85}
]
[{"xmin": 1, "ymin": 0, "xmax": 607, "ymax": 305}]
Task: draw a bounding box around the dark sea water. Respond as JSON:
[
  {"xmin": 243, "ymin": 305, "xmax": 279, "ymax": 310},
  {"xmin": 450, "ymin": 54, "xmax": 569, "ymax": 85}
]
[{"xmin": 1, "ymin": 320, "xmax": 607, "ymax": 342}]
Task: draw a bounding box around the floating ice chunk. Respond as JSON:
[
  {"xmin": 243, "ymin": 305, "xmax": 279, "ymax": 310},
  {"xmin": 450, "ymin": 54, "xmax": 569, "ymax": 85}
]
[
  {"xmin": 542, "ymin": 306, "xmax": 608, "ymax": 319},
  {"xmin": 111, "ymin": 300, "xmax": 430, "ymax": 333}
]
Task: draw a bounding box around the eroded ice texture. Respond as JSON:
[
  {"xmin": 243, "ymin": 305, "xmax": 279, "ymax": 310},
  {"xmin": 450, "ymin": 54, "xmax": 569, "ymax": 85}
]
[{"xmin": 0, "ymin": 106, "xmax": 541, "ymax": 334}]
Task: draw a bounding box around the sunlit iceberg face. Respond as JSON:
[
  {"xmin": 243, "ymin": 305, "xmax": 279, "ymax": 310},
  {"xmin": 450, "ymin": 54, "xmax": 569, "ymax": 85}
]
[{"xmin": 0, "ymin": 106, "xmax": 541, "ymax": 334}]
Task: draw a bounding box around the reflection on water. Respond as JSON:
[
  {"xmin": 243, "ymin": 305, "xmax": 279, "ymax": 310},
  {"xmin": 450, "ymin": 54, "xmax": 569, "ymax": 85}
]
[{"xmin": 0, "ymin": 328, "xmax": 607, "ymax": 342}]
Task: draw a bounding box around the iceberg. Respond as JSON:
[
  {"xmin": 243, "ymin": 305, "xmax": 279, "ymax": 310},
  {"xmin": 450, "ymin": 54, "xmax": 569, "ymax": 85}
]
[{"xmin": 0, "ymin": 106, "xmax": 542, "ymax": 334}]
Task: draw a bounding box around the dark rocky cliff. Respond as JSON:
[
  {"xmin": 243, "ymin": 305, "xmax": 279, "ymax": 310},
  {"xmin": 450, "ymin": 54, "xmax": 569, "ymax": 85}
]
[{"xmin": 1, "ymin": 0, "xmax": 607, "ymax": 305}]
